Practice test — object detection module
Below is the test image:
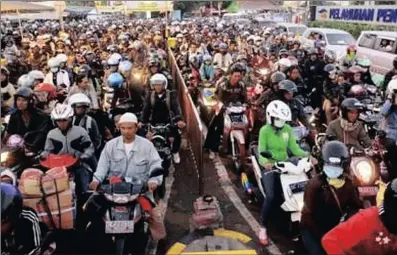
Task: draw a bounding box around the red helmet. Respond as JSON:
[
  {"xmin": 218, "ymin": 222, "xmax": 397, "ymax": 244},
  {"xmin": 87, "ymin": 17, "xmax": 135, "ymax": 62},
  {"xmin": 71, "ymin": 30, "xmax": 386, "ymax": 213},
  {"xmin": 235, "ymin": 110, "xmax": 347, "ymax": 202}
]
[
  {"xmin": 34, "ymin": 83, "xmax": 56, "ymax": 93},
  {"xmin": 347, "ymin": 44, "xmax": 356, "ymax": 52}
]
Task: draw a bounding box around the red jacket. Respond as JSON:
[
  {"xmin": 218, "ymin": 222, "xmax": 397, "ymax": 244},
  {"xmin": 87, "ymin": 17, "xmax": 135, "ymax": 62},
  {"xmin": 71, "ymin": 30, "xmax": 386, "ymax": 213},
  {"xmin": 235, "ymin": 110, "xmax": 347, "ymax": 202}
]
[{"xmin": 322, "ymin": 206, "xmax": 397, "ymax": 255}]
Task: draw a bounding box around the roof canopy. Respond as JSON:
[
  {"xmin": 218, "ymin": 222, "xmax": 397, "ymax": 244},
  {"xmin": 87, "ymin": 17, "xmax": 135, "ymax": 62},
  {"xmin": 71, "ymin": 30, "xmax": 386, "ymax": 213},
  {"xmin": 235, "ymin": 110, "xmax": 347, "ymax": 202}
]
[{"xmin": 1, "ymin": 1, "xmax": 55, "ymax": 12}]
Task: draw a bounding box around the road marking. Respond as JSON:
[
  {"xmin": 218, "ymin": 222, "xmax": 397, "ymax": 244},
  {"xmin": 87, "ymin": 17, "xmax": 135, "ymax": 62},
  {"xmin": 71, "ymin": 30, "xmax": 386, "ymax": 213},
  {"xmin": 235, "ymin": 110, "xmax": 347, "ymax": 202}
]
[
  {"xmin": 202, "ymin": 124, "xmax": 282, "ymax": 255},
  {"xmin": 148, "ymin": 163, "xmax": 176, "ymax": 255}
]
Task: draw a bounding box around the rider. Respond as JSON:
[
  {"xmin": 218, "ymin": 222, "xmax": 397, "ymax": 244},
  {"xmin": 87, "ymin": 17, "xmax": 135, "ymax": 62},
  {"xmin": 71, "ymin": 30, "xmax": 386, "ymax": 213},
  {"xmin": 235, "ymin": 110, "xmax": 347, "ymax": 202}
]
[
  {"xmin": 257, "ymin": 100, "xmax": 311, "ymax": 246},
  {"xmin": 1, "ymin": 183, "xmax": 42, "ymax": 255},
  {"xmin": 1, "ymin": 67, "xmax": 15, "ymax": 114},
  {"xmin": 383, "ymin": 57, "xmax": 397, "ymax": 94},
  {"xmin": 66, "ymin": 70, "xmax": 100, "ymax": 110},
  {"xmin": 323, "ymin": 179, "xmax": 397, "ymax": 254},
  {"xmin": 356, "ymin": 58, "xmax": 375, "ymax": 86},
  {"xmin": 199, "ymin": 54, "xmax": 215, "ymax": 83},
  {"xmin": 301, "ymin": 141, "xmax": 362, "ymax": 255},
  {"xmin": 323, "ymin": 64, "xmax": 346, "ymax": 124},
  {"xmin": 3, "ymin": 87, "xmax": 51, "ymax": 143},
  {"xmin": 42, "ymin": 104, "xmax": 94, "ymax": 203},
  {"xmin": 89, "ymin": 112, "xmax": 163, "ymax": 193},
  {"xmin": 204, "ymin": 65, "xmax": 246, "ymax": 159},
  {"xmin": 68, "ymin": 93, "xmax": 102, "ymax": 154},
  {"xmin": 342, "ymin": 45, "xmax": 357, "ymax": 68},
  {"xmin": 33, "ymin": 82, "xmax": 57, "ymax": 114},
  {"xmin": 44, "ymin": 57, "xmax": 71, "ymax": 91},
  {"xmin": 27, "ymin": 70, "xmax": 45, "ymax": 88},
  {"xmin": 141, "ymin": 74, "xmax": 185, "ymax": 164},
  {"xmin": 213, "ymin": 43, "xmax": 233, "ymax": 70},
  {"xmin": 326, "ymin": 98, "xmax": 372, "ymax": 150}
]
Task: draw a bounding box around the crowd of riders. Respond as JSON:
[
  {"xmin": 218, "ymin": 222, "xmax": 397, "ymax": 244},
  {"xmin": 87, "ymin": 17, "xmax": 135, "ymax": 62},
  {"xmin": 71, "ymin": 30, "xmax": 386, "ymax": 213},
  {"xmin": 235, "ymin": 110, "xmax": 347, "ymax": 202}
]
[{"xmin": 0, "ymin": 15, "xmax": 397, "ymax": 255}]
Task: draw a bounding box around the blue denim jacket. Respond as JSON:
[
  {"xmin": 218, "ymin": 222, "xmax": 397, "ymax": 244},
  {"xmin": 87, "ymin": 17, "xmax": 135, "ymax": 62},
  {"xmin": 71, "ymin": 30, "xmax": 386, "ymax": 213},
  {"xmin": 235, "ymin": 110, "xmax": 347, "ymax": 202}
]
[
  {"xmin": 381, "ymin": 100, "xmax": 397, "ymax": 141},
  {"xmin": 94, "ymin": 135, "xmax": 163, "ymax": 184}
]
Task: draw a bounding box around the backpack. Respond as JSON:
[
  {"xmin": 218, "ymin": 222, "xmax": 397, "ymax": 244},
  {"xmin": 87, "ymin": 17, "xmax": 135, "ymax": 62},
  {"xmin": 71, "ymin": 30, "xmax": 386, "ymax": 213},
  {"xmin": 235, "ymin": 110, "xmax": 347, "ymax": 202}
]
[{"xmin": 190, "ymin": 195, "xmax": 223, "ymax": 231}]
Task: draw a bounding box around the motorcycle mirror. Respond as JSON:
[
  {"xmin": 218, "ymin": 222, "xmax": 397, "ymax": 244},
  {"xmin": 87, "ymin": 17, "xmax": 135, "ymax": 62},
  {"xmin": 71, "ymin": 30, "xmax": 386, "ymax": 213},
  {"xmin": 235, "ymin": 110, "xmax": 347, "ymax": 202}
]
[
  {"xmin": 149, "ymin": 167, "xmax": 164, "ymax": 178},
  {"xmin": 260, "ymin": 151, "xmax": 272, "ymax": 159}
]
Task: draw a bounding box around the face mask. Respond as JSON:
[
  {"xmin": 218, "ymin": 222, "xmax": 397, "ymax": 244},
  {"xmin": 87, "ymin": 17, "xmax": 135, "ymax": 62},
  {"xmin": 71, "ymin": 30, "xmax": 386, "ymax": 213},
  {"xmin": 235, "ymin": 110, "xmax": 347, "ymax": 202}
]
[
  {"xmin": 51, "ymin": 67, "xmax": 59, "ymax": 73},
  {"xmin": 273, "ymin": 119, "xmax": 285, "ymax": 128},
  {"xmin": 323, "ymin": 165, "xmax": 343, "ymax": 179},
  {"xmin": 310, "ymin": 55, "xmax": 317, "ymax": 61}
]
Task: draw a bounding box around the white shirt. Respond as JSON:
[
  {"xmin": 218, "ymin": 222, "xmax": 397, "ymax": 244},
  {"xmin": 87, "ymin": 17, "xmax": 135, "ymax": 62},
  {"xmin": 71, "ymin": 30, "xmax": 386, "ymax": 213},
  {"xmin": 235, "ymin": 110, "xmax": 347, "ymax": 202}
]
[{"xmin": 124, "ymin": 141, "xmax": 134, "ymax": 155}]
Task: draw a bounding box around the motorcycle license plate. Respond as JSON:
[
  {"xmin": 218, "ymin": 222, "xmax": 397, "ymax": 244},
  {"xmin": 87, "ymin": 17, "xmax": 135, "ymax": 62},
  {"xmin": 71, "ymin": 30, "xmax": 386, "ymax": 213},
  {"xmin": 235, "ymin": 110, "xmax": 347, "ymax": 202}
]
[
  {"xmin": 358, "ymin": 186, "xmax": 378, "ymax": 196},
  {"xmin": 230, "ymin": 115, "xmax": 243, "ymax": 123},
  {"xmin": 105, "ymin": 221, "xmax": 134, "ymax": 234},
  {"xmin": 290, "ymin": 180, "xmax": 308, "ymax": 194}
]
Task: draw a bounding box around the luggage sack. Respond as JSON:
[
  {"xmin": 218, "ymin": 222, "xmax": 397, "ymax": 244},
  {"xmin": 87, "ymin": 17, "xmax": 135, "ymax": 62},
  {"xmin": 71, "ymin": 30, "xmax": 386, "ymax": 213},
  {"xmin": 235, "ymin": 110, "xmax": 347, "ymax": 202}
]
[{"xmin": 191, "ymin": 194, "xmax": 223, "ymax": 230}]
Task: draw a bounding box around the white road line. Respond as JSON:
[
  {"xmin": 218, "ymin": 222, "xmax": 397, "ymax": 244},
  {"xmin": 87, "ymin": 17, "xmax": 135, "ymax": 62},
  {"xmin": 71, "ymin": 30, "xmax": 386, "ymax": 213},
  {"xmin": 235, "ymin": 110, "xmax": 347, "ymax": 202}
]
[
  {"xmin": 147, "ymin": 163, "xmax": 176, "ymax": 255},
  {"xmin": 202, "ymin": 123, "xmax": 282, "ymax": 255}
]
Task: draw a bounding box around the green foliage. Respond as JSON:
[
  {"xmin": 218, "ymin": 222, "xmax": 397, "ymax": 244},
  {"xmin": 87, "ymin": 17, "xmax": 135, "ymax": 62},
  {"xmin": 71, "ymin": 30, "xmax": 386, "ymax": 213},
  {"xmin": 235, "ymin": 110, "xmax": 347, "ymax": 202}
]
[
  {"xmin": 173, "ymin": 1, "xmax": 204, "ymax": 15},
  {"xmin": 308, "ymin": 20, "xmax": 396, "ymax": 38}
]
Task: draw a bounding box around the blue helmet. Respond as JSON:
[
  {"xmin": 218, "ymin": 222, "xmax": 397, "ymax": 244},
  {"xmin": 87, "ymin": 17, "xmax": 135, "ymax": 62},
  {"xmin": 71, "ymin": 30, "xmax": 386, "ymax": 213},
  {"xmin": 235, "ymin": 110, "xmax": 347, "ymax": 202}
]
[{"xmin": 107, "ymin": 72, "xmax": 124, "ymax": 89}]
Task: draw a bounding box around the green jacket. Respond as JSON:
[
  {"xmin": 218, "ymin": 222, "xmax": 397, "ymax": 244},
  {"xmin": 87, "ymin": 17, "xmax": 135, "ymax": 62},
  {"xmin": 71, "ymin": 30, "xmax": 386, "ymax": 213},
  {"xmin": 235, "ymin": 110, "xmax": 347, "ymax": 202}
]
[{"xmin": 258, "ymin": 124, "xmax": 308, "ymax": 166}]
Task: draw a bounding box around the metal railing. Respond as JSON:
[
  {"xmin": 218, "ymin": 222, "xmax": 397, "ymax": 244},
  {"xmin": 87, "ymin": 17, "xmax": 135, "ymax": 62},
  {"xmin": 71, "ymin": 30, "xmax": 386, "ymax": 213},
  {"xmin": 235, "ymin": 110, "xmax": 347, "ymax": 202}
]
[{"xmin": 168, "ymin": 48, "xmax": 204, "ymax": 195}]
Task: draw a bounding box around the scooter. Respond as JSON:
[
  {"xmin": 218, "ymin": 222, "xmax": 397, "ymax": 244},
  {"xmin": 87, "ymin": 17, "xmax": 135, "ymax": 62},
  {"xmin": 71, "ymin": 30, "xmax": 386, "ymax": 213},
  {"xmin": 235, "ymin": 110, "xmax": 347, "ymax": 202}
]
[
  {"xmin": 250, "ymin": 147, "xmax": 312, "ymax": 223},
  {"xmin": 84, "ymin": 168, "xmax": 164, "ymax": 255},
  {"xmin": 222, "ymin": 102, "xmax": 249, "ymax": 173}
]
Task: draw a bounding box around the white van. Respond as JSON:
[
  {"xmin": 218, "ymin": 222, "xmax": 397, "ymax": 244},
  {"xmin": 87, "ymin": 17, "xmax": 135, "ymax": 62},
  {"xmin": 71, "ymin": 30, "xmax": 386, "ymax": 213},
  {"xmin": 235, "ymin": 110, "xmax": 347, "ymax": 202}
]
[
  {"xmin": 301, "ymin": 28, "xmax": 356, "ymax": 60},
  {"xmin": 356, "ymin": 31, "xmax": 397, "ymax": 76},
  {"xmin": 276, "ymin": 23, "xmax": 307, "ymax": 36},
  {"xmin": 222, "ymin": 13, "xmax": 247, "ymax": 22}
]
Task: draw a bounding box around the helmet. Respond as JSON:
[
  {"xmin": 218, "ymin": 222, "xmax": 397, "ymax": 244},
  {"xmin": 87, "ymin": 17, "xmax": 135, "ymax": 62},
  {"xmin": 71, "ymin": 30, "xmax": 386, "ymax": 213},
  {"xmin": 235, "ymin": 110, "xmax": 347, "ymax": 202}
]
[
  {"xmin": 386, "ymin": 79, "xmax": 397, "ymax": 96},
  {"xmin": 68, "ymin": 93, "xmax": 91, "ymax": 107},
  {"xmin": 203, "ymin": 55, "xmax": 212, "ymax": 62},
  {"xmin": 1, "ymin": 183, "xmax": 22, "ymax": 222},
  {"xmin": 77, "ymin": 64, "xmax": 91, "ymax": 76},
  {"xmin": 307, "ymin": 48, "xmax": 318, "ymax": 55},
  {"xmin": 110, "ymin": 53, "xmax": 122, "ymax": 62},
  {"xmin": 176, "ymin": 33, "xmax": 183, "ymax": 38},
  {"xmin": 118, "ymin": 60, "xmax": 132, "ymax": 73},
  {"xmin": 324, "ymin": 64, "xmax": 337, "ymax": 79},
  {"xmin": 34, "ymin": 83, "xmax": 56, "ymax": 93},
  {"xmin": 48, "ymin": 57, "xmax": 60, "ymax": 68},
  {"xmin": 270, "ymin": 71, "xmax": 286, "ymax": 84},
  {"xmin": 340, "ymin": 98, "xmax": 363, "ymax": 120},
  {"xmin": 278, "ymin": 80, "xmax": 297, "ymax": 93},
  {"xmin": 324, "ymin": 50, "xmax": 337, "ymax": 63},
  {"xmin": 150, "ymin": 73, "xmax": 168, "ymax": 89},
  {"xmin": 6, "ymin": 134, "xmax": 24, "ymax": 150},
  {"xmin": 266, "ymin": 100, "xmax": 291, "ymax": 128},
  {"xmin": 278, "ymin": 58, "xmax": 292, "ymax": 72},
  {"xmin": 107, "ymin": 72, "xmax": 124, "ymax": 89},
  {"xmin": 14, "ymin": 87, "xmax": 33, "ymax": 100},
  {"xmin": 56, "ymin": 53, "xmax": 68, "ymax": 63},
  {"xmin": 382, "ymin": 179, "xmax": 397, "ymax": 234},
  {"xmin": 347, "ymin": 44, "xmax": 356, "ymax": 53},
  {"xmin": 51, "ymin": 104, "xmax": 74, "ymax": 120},
  {"xmin": 148, "ymin": 58, "xmax": 160, "ymax": 67},
  {"xmin": 219, "ymin": 43, "xmax": 228, "ymax": 50},
  {"xmin": 321, "ymin": 140, "xmax": 350, "ymax": 178},
  {"xmin": 17, "ymin": 74, "xmax": 35, "ymax": 88},
  {"xmin": 107, "ymin": 56, "xmax": 119, "ymax": 66},
  {"xmin": 28, "ymin": 70, "xmax": 45, "ymax": 81},
  {"xmin": 279, "ymin": 48, "xmax": 288, "ymax": 56},
  {"xmin": 107, "ymin": 44, "xmax": 119, "ymax": 53}
]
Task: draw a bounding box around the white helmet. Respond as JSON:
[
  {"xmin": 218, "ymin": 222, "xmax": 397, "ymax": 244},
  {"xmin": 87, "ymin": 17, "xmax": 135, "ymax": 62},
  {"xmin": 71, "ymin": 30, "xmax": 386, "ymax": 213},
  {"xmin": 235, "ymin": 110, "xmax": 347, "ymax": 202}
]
[
  {"xmin": 107, "ymin": 53, "xmax": 122, "ymax": 66},
  {"xmin": 56, "ymin": 53, "xmax": 68, "ymax": 63},
  {"xmin": 387, "ymin": 78, "xmax": 397, "ymax": 96},
  {"xmin": 17, "ymin": 74, "xmax": 35, "ymax": 88},
  {"xmin": 150, "ymin": 73, "xmax": 168, "ymax": 89},
  {"xmin": 48, "ymin": 57, "xmax": 60, "ymax": 68},
  {"xmin": 28, "ymin": 70, "xmax": 45, "ymax": 81},
  {"xmin": 51, "ymin": 104, "xmax": 74, "ymax": 120},
  {"xmin": 266, "ymin": 100, "xmax": 291, "ymax": 128},
  {"xmin": 118, "ymin": 60, "xmax": 133, "ymax": 73},
  {"xmin": 68, "ymin": 93, "xmax": 91, "ymax": 107}
]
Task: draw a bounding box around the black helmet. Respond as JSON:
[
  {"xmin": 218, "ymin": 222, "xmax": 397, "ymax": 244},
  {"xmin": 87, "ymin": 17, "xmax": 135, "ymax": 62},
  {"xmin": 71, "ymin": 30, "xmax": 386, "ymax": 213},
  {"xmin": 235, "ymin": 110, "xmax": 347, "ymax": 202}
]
[
  {"xmin": 1, "ymin": 183, "xmax": 23, "ymax": 222},
  {"xmin": 307, "ymin": 48, "xmax": 318, "ymax": 55},
  {"xmin": 340, "ymin": 98, "xmax": 363, "ymax": 120},
  {"xmin": 393, "ymin": 56, "xmax": 397, "ymax": 69},
  {"xmin": 77, "ymin": 64, "xmax": 91, "ymax": 76},
  {"xmin": 324, "ymin": 50, "xmax": 337, "ymax": 63},
  {"xmin": 230, "ymin": 63, "xmax": 246, "ymax": 74},
  {"xmin": 270, "ymin": 71, "xmax": 286, "ymax": 84},
  {"xmin": 381, "ymin": 178, "xmax": 397, "ymax": 234},
  {"xmin": 322, "ymin": 140, "xmax": 350, "ymax": 168},
  {"xmin": 324, "ymin": 64, "xmax": 337, "ymax": 73},
  {"xmin": 279, "ymin": 48, "xmax": 288, "ymax": 56},
  {"xmin": 278, "ymin": 79, "xmax": 297, "ymax": 93}
]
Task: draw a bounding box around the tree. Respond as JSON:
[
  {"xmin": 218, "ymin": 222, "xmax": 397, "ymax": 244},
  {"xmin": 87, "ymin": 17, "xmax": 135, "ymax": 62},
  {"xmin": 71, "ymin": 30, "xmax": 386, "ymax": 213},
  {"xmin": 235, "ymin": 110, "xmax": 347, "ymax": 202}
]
[{"xmin": 173, "ymin": 1, "xmax": 205, "ymax": 15}]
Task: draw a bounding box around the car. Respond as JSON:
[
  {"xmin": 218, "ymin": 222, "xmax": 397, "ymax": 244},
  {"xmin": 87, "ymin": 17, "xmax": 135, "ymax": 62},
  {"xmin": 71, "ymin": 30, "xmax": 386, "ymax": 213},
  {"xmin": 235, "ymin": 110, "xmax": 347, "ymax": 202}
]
[
  {"xmin": 301, "ymin": 28, "xmax": 356, "ymax": 60},
  {"xmin": 275, "ymin": 23, "xmax": 307, "ymax": 36},
  {"xmin": 356, "ymin": 31, "xmax": 397, "ymax": 76}
]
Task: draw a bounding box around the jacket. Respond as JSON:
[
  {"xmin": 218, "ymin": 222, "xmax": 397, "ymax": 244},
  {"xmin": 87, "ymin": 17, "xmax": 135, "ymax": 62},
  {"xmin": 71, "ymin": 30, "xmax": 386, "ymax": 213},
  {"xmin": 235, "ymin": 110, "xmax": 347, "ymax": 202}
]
[
  {"xmin": 199, "ymin": 64, "xmax": 215, "ymax": 81},
  {"xmin": 216, "ymin": 79, "xmax": 246, "ymax": 105},
  {"xmin": 44, "ymin": 70, "xmax": 71, "ymax": 90},
  {"xmin": 258, "ymin": 124, "xmax": 308, "ymax": 166},
  {"xmin": 72, "ymin": 115, "xmax": 102, "ymax": 151},
  {"xmin": 326, "ymin": 118, "xmax": 372, "ymax": 150},
  {"xmin": 42, "ymin": 125, "xmax": 94, "ymax": 160},
  {"xmin": 323, "ymin": 79, "xmax": 346, "ymax": 103},
  {"xmin": 322, "ymin": 206, "xmax": 397, "ymax": 255},
  {"xmin": 6, "ymin": 108, "xmax": 52, "ymax": 137},
  {"xmin": 94, "ymin": 135, "xmax": 163, "ymax": 185},
  {"xmin": 213, "ymin": 52, "xmax": 233, "ymax": 69},
  {"xmin": 65, "ymin": 83, "xmax": 99, "ymax": 109},
  {"xmin": 300, "ymin": 174, "xmax": 362, "ymax": 239},
  {"xmin": 141, "ymin": 90, "xmax": 182, "ymax": 125},
  {"xmin": 380, "ymin": 99, "xmax": 397, "ymax": 141}
]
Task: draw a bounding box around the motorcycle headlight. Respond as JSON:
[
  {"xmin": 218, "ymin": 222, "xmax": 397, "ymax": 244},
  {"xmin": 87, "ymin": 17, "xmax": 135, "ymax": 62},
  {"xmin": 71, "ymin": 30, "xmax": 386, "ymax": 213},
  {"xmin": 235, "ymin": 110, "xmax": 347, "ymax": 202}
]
[{"xmin": 355, "ymin": 160, "xmax": 374, "ymax": 184}]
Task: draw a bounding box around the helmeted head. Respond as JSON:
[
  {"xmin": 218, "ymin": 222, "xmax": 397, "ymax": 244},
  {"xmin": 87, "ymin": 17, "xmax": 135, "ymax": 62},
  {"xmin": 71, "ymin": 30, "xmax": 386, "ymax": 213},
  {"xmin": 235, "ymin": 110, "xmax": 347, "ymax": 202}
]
[
  {"xmin": 266, "ymin": 100, "xmax": 291, "ymax": 129},
  {"xmin": 51, "ymin": 104, "xmax": 74, "ymax": 131},
  {"xmin": 1, "ymin": 183, "xmax": 23, "ymax": 235},
  {"xmin": 321, "ymin": 140, "xmax": 350, "ymax": 179},
  {"xmin": 68, "ymin": 93, "xmax": 91, "ymax": 116},
  {"xmin": 14, "ymin": 87, "xmax": 34, "ymax": 111},
  {"xmin": 150, "ymin": 73, "xmax": 168, "ymax": 93},
  {"xmin": 340, "ymin": 98, "xmax": 363, "ymax": 123}
]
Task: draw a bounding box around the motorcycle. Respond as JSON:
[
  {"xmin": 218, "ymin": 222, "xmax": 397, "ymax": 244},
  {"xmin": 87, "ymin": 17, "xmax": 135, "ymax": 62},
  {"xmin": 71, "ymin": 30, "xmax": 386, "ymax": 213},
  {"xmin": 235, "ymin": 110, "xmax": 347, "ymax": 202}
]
[
  {"xmin": 84, "ymin": 168, "xmax": 164, "ymax": 255},
  {"xmin": 221, "ymin": 102, "xmax": 249, "ymax": 173},
  {"xmin": 250, "ymin": 147, "xmax": 312, "ymax": 224},
  {"xmin": 145, "ymin": 123, "xmax": 173, "ymax": 199}
]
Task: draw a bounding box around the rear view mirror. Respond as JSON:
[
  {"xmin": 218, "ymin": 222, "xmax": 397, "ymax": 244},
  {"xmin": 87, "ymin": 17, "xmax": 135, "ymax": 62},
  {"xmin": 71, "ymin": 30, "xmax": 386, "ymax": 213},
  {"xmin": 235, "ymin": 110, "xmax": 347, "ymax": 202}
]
[
  {"xmin": 149, "ymin": 168, "xmax": 164, "ymax": 178},
  {"xmin": 260, "ymin": 151, "xmax": 272, "ymax": 159}
]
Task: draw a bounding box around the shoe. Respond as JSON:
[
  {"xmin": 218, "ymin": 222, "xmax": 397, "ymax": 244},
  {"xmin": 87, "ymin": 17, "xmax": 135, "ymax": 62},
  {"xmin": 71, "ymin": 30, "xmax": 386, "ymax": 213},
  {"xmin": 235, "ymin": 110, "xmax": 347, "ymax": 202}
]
[
  {"xmin": 209, "ymin": 151, "xmax": 216, "ymax": 160},
  {"xmin": 173, "ymin": 153, "xmax": 180, "ymax": 164},
  {"xmin": 259, "ymin": 227, "xmax": 269, "ymax": 246}
]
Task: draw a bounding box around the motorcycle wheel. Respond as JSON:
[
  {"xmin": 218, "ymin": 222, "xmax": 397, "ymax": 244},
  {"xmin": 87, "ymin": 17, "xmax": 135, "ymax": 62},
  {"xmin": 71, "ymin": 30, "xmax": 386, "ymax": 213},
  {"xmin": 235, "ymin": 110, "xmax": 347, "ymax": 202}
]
[{"xmin": 232, "ymin": 138, "xmax": 242, "ymax": 174}]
